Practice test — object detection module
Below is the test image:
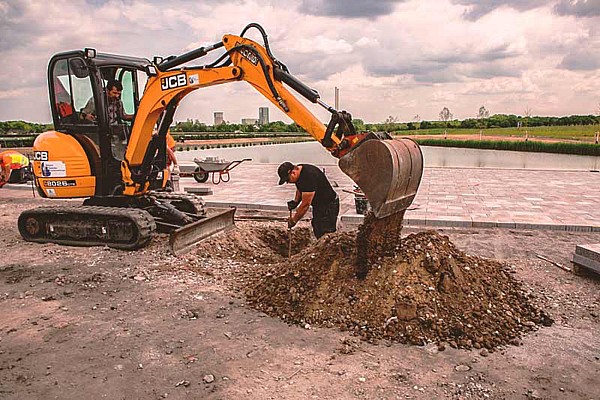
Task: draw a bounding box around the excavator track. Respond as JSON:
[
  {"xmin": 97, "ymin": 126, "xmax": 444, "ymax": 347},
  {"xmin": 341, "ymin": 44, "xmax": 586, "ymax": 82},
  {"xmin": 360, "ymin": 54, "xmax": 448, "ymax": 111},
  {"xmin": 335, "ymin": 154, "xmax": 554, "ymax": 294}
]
[
  {"xmin": 148, "ymin": 191, "xmax": 206, "ymax": 216},
  {"xmin": 18, "ymin": 206, "xmax": 156, "ymax": 250}
]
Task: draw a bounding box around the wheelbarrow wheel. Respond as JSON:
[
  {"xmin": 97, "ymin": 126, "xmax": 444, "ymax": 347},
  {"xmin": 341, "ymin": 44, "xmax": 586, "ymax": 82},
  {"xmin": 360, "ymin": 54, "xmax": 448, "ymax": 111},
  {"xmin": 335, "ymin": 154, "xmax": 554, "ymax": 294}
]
[{"xmin": 193, "ymin": 167, "xmax": 209, "ymax": 183}]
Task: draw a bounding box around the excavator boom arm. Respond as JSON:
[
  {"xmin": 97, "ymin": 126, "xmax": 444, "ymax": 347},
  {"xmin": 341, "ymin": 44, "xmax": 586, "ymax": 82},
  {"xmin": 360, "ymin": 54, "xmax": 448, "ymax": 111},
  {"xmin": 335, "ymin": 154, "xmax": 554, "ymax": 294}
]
[{"xmin": 124, "ymin": 25, "xmax": 423, "ymax": 219}]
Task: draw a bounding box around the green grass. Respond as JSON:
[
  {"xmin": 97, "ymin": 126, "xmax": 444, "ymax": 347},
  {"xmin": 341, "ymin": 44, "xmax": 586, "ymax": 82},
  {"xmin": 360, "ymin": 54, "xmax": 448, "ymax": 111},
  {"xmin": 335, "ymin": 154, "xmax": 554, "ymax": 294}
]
[
  {"xmin": 402, "ymin": 125, "xmax": 600, "ymax": 141},
  {"xmin": 415, "ymin": 139, "xmax": 600, "ymax": 156}
]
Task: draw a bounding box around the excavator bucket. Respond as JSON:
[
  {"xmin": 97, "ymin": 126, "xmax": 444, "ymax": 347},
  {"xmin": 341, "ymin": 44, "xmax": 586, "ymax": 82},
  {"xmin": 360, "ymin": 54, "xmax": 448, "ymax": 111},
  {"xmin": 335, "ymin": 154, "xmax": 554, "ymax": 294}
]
[
  {"xmin": 169, "ymin": 208, "xmax": 236, "ymax": 256},
  {"xmin": 339, "ymin": 138, "xmax": 423, "ymax": 219}
]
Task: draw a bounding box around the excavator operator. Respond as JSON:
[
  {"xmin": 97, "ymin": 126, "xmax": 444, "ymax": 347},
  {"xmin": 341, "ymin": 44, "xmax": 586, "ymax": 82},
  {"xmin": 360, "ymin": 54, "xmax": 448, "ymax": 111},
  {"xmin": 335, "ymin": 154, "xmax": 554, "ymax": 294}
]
[
  {"xmin": 278, "ymin": 161, "xmax": 340, "ymax": 239},
  {"xmin": 82, "ymin": 79, "xmax": 133, "ymax": 124}
]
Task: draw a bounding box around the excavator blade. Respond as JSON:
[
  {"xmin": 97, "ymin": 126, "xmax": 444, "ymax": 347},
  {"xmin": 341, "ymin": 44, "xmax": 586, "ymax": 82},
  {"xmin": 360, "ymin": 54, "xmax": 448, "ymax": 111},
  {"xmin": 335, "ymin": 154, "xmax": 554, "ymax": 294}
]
[
  {"xmin": 169, "ymin": 208, "xmax": 236, "ymax": 256},
  {"xmin": 339, "ymin": 138, "xmax": 423, "ymax": 219}
]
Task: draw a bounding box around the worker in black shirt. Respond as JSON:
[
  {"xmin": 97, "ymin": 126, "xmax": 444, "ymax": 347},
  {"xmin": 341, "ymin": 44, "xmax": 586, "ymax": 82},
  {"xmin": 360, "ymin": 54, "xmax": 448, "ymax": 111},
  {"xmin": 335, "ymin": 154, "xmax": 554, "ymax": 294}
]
[{"xmin": 277, "ymin": 161, "xmax": 340, "ymax": 238}]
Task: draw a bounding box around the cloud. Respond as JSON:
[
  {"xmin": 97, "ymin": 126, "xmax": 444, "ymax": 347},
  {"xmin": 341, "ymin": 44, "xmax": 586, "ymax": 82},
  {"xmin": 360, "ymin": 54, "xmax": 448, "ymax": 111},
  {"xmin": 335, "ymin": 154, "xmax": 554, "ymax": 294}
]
[
  {"xmin": 1, "ymin": 0, "xmax": 600, "ymax": 123},
  {"xmin": 465, "ymin": 63, "xmax": 524, "ymax": 79},
  {"xmin": 0, "ymin": 0, "xmax": 41, "ymax": 52},
  {"xmin": 297, "ymin": 0, "xmax": 406, "ymax": 18},
  {"xmin": 362, "ymin": 42, "xmax": 521, "ymax": 85},
  {"xmin": 558, "ymin": 48, "xmax": 600, "ymax": 70},
  {"xmin": 554, "ymin": 0, "xmax": 600, "ymax": 17},
  {"xmin": 451, "ymin": 0, "xmax": 550, "ymax": 20}
]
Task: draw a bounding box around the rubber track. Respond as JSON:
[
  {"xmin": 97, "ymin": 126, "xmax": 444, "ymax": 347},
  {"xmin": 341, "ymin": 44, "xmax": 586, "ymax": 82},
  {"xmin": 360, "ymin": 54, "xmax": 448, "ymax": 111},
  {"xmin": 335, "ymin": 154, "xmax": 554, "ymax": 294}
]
[
  {"xmin": 18, "ymin": 206, "xmax": 156, "ymax": 250},
  {"xmin": 148, "ymin": 192, "xmax": 207, "ymax": 216}
]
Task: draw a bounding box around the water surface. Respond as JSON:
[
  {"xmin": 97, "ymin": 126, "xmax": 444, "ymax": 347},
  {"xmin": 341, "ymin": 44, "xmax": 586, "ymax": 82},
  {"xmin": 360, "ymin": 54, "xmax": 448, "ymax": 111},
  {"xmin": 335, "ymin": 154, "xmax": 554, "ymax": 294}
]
[{"xmin": 176, "ymin": 141, "xmax": 600, "ymax": 171}]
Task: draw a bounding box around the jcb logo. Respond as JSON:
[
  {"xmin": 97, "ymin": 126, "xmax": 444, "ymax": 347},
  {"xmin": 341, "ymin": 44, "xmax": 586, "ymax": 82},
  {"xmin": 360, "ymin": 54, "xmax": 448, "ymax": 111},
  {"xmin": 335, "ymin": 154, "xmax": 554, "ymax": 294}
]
[
  {"xmin": 161, "ymin": 74, "xmax": 187, "ymax": 90},
  {"xmin": 33, "ymin": 151, "xmax": 48, "ymax": 161}
]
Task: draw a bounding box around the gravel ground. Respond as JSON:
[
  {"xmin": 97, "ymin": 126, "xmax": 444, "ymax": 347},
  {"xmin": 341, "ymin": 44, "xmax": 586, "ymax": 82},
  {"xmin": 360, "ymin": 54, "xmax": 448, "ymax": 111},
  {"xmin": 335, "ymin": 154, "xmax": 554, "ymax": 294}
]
[{"xmin": 0, "ymin": 193, "xmax": 599, "ymax": 399}]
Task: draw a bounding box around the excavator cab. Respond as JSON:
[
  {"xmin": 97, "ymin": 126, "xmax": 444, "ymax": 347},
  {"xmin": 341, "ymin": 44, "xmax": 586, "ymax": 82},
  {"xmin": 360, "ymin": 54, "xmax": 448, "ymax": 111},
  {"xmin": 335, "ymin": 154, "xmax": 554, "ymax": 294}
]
[{"xmin": 45, "ymin": 52, "xmax": 167, "ymax": 198}]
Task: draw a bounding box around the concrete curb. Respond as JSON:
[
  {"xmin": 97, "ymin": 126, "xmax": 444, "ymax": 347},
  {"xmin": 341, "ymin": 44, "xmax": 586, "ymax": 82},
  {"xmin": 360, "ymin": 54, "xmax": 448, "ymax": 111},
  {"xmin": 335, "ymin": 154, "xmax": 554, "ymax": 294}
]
[{"xmin": 204, "ymin": 200, "xmax": 600, "ymax": 232}]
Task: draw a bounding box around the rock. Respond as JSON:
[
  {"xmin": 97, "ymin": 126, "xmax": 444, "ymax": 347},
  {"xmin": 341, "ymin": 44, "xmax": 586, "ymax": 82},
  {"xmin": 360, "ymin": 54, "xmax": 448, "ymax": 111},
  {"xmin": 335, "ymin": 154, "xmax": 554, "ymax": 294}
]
[
  {"xmin": 358, "ymin": 377, "xmax": 366, "ymax": 382},
  {"xmin": 526, "ymin": 389, "xmax": 542, "ymax": 399},
  {"xmin": 203, "ymin": 374, "xmax": 215, "ymax": 383},
  {"xmin": 480, "ymin": 349, "xmax": 489, "ymax": 357},
  {"xmin": 175, "ymin": 380, "xmax": 190, "ymax": 387},
  {"xmin": 454, "ymin": 364, "xmax": 471, "ymax": 372}
]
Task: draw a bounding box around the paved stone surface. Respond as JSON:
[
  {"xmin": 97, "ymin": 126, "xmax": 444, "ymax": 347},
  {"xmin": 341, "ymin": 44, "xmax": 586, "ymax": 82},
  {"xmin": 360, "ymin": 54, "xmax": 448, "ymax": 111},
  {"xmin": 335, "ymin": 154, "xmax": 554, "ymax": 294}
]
[
  {"xmin": 3, "ymin": 162, "xmax": 598, "ymax": 231},
  {"xmin": 178, "ymin": 163, "xmax": 600, "ymax": 231}
]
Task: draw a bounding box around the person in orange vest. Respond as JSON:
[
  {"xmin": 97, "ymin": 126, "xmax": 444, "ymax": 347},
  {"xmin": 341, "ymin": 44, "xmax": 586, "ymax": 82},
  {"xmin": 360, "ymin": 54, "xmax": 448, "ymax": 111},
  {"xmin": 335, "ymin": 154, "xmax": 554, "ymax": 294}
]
[
  {"xmin": 0, "ymin": 151, "xmax": 30, "ymax": 188},
  {"xmin": 166, "ymin": 131, "xmax": 178, "ymax": 173}
]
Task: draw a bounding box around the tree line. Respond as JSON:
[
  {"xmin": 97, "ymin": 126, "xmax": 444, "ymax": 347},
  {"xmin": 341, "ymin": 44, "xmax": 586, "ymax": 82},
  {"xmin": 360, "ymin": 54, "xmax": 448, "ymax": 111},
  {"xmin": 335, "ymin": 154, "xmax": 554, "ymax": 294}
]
[
  {"xmin": 173, "ymin": 119, "xmax": 305, "ymax": 133},
  {"xmin": 366, "ymin": 113, "xmax": 600, "ymax": 133},
  {"xmin": 0, "ymin": 121, "xmax": 52, "ymax": 134},
  {"xmin": 1, "ymin": 112, "xmax": 599, "ymax": 135}
]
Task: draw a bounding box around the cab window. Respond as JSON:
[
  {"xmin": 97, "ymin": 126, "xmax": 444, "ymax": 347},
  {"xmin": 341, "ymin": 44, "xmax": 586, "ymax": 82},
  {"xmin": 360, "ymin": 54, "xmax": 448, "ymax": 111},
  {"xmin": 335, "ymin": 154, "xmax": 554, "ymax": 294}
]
[
  {"xmin": 119, "ymin": 70, "xmax": 135, "ymax": 116},
  {"xmin": 51, "ymin": 58, "xmax": 95, "ymax": 125}
]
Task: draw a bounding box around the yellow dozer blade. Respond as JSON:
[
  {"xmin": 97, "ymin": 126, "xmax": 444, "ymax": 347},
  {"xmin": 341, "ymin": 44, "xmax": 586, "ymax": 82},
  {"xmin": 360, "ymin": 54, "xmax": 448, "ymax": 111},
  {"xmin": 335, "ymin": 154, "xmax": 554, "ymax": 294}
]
[
  {"xmin": 339, "ymin": 138, "xmax": 423, "ymax": 218},
  {"xmin": 169, "ymin": 208, "xmax": 236, "ymax": 256}
]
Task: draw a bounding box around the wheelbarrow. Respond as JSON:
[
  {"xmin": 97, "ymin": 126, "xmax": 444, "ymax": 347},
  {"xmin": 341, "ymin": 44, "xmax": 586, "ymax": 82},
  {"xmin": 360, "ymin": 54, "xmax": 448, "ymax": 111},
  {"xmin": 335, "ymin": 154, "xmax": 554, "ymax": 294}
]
[{"xmin": 189, "ymin": 157, "xmax": 252, "ymax": 184}]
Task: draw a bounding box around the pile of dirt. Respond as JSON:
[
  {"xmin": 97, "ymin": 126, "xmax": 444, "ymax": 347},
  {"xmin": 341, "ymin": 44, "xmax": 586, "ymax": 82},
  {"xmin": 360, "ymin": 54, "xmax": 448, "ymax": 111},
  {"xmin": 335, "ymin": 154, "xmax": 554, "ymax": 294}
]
[
  {"xmin": 243, "ymin": 227, "xmax": 553, "ymax": 350},
  {"xmin": 191, "ymin": 221, "xmax": 313, "ymax": 263}
]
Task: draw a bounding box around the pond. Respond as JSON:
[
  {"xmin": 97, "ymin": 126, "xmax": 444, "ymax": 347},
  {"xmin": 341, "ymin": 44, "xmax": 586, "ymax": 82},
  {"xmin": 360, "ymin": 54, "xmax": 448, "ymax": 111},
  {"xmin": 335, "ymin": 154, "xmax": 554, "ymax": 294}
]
[{"xmin": 176, "ymin": 141, "xmax": 600, "ymax": 171}]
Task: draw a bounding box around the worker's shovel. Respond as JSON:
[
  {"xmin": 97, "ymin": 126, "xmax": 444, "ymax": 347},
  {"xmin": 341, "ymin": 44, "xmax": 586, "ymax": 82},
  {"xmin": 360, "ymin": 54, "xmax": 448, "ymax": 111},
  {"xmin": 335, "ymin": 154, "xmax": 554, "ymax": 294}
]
[{"xmin": 288, "ymin": 210, "xmax": 292, "ymax": 258}]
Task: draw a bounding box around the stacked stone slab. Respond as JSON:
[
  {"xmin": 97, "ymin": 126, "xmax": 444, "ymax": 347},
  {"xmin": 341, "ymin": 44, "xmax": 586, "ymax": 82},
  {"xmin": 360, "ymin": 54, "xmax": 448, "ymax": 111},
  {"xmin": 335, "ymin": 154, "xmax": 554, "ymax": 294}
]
[{"xmin": 572, "ymin": 244, "xmax": 600, "ymax": 274}]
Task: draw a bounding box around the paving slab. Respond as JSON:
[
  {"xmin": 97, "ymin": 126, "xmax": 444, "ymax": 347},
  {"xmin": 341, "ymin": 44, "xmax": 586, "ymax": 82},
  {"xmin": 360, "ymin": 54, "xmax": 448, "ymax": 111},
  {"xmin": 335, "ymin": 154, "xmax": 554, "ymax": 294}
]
[
  {"xmin": 180, "ymin": 162, "xmax": 600, "ymax": 232},
  {"xmin": 175, "ymin": 163, "xmax": 600, "ymax": 231},
  {"xmin": 572, "ymin": 244, "xmax": 600, "ymax": 274},
  {"xmin": 4, "ymin": 163, "xmax": 598, "ymax": 232}
]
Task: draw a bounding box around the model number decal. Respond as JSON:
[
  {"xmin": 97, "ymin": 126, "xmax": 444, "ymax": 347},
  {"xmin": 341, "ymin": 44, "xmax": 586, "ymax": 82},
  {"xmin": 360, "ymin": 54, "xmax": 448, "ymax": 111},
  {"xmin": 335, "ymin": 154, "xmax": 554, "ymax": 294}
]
[
  {"xmin": 33, "ymin": 151, "xmax": 48, "ymax": 161},
  {"xmin": 161, "ymin": 74, "xmax": 187, "ymax": 90},
  {"xmin": 239, "ymin": 47, "xmax": 259, "ymax": 65},
  {"xmin": 44, "ymin": 180, "xmax": 76, "ymax": 187}
]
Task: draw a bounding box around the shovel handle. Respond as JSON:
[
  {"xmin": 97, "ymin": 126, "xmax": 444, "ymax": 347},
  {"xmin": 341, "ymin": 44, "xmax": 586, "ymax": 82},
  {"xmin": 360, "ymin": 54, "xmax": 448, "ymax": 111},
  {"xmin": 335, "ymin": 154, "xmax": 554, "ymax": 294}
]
[{"xmin": 288, "ymin": 210, "xmax": 292, "ymax": 258}]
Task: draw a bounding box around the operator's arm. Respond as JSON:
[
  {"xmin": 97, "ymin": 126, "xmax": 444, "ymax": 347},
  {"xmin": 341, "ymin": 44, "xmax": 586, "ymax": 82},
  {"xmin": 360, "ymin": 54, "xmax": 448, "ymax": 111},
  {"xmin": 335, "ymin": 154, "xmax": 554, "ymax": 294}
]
[
  {"xmin": 292, "ymin": 191, "xmax": 314, "ymax": 224},
  {"xmin": 81, "ymin": 97, "xmax": 96, "ymax": 121}
]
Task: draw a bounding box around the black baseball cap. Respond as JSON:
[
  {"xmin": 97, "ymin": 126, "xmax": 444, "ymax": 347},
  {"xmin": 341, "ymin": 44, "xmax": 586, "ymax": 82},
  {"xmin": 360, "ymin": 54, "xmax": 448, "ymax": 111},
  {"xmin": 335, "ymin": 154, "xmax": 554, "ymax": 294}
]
[{"xmin": 277, "ymin": 161, "xmax": 294, "ymax": 185}]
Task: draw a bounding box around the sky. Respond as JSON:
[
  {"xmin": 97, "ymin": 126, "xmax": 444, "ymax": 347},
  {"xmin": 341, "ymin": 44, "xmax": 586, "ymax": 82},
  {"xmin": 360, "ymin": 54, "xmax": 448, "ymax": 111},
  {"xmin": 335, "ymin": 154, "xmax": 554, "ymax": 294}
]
[{"xmin": 1, "ymin": 0, "xmax": 599, "ymax": 125}]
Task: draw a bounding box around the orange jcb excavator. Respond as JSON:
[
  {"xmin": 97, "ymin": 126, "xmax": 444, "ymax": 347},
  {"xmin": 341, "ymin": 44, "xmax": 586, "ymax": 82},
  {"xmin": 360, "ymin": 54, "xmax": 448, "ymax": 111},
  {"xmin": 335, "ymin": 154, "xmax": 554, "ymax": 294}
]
[{"xmin": 18, "ymin": 23, "xmax": 423, "ymax": 254}]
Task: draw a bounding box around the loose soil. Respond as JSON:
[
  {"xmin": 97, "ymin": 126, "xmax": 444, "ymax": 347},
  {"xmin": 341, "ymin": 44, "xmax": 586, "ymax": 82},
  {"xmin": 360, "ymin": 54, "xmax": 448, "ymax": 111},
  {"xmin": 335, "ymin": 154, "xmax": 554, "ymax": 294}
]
[
  {"xmin": 0, "ymin": 193, "xmax": 599, "ymax": 399},
  {"xmin": 243, "ymin": 216, "xmax": 552, "ymax": 350}
]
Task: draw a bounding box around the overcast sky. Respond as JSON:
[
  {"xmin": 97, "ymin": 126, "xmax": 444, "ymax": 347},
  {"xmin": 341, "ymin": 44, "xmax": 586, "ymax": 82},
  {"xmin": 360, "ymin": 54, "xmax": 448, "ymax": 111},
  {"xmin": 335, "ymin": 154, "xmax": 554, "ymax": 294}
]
[{"xmin": 1, "ymin": 0, "xmax": 599, "ymax": 124}]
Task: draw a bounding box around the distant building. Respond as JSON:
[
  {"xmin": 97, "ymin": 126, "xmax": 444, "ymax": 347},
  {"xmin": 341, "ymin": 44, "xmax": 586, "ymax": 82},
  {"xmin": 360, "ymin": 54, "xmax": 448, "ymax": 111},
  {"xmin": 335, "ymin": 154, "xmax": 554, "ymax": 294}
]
[
  {"xmin": 214, "ymin": 112, "xmax": 224, "ymax": 125},
  {"xmin": 241, "ymin": 118, "xmax": 259, "ymax": 125},
  {"xmin": 258, "ymin": 107, "xmax": 269, "ymax": 125}
]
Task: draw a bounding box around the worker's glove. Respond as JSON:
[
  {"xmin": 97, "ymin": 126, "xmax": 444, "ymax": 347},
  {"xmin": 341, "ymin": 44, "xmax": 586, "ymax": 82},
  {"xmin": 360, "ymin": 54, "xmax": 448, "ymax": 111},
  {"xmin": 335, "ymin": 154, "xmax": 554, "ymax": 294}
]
[
  {"xmin": 287, "ymin": 200, "xmax": 299, "ymax": 210},
  {"xmin": 172, "ymin": 165, "xmax": 180, "ymax": 175},
  {"xmin": 287, "ymin": 217, "xmax": 296, "ymax": 229}
]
